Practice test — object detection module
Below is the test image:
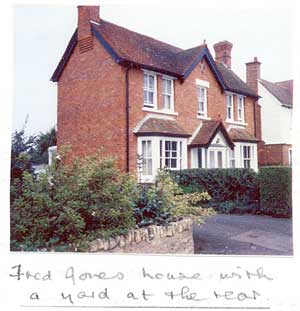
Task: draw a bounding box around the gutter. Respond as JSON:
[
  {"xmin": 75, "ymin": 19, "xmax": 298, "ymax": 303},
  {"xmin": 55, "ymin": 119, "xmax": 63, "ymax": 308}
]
[{"xmin": 125, "ymin": 67, "xmax": 130, "ymax": 172}]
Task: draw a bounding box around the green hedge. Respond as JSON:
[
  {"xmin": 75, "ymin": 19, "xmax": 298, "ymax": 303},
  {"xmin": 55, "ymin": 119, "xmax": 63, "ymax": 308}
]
[
  {"xmin": 170, "ymin": 168, "xmax": 259, "ymax": 206},
  {"xmin": 259, "ymin": 166, "xmax": 292, "ymax": 217}
]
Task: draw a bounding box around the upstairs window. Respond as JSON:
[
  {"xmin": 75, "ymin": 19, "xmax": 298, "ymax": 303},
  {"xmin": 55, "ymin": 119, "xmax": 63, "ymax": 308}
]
[
  {"xmin": 162, "ymin": 78, "xmax": 174, "ymax": 111},
  {"xmin": 226, "ymin": 94, "xmax": 234, "ymax": 121},
  {"xmin": 144, "ymin": 73, "xmax": 156, "ymax": 108},
  {"xmin": 237, "ymin": 95, "xmax": 245, "ymax": 122},
  {"xmin": 197, "ymin": 86, "xmax": 207, "ymax": 117}
]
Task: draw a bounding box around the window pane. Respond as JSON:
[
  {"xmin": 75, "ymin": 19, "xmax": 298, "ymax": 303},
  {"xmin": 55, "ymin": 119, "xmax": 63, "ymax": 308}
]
[
  {"xmin": 148, "ymin": 92, "xmax": 154, "ymax": 105},
  {"xmin": 147, "ymin": 141, "xmax": 152, "ymax": 157},
  {"xmin": 144, "ymin": 74, "xmax": 148, "ymax": 88},
  {"xmin": 144, "ymin": 91, "xmax": 148, "ymax": 103},
  {"xmin": 165, "ymin": 159, "xmax": 170, "ymax": 168},
  {"xmin": 148, "ymin": 159, "xmax": 152, "ymax": 175},
  {"xmin": 172, "ymin": 141, "xmax": 177, "ymax": 150},
  {"xmin": 165, "ymin": 151, "xmax": 170, "ymax": 158},
  {"xmin": 197, "ymin": 148, "xmax": 202, "ymax": 168},
  {"xmin": 172, "ymin": 151, "xmax": 177, "ymax": 157},
  {"xmin": 149, "ymin": 75, "xmax": 154, "ymax": 89},
  {"xmin": 165, "ymin": 141, "xmax": 170, "ymax": 150},
  {"xmin": 163, "ymin": 95, "xmax": 171, "ymax": 109},
  {"xmin": 217, "ymin": 151, "xmax": 223, "ymax": 168},
  {"xmin": 171, "ymin": 159, "xmax": 177, "ymax": 168},
  {"xmin": 209, "ymin": 151, "xmax": 215, "ymax": 168},
  {"xmin": 142, "ymin": 141, "xmax": 146, "ymax": 156}
]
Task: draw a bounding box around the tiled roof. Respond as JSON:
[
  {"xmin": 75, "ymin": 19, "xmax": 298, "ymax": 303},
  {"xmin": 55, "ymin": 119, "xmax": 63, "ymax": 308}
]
[
  {"xmin": 216, "ymin": 62, "xmax": 259, "ymax": 98},
  {"xmin": 51, "ymin": 20, "xmax": 259, "ymax": 98},
  {"xmin": 260, "ymin": 79, "xmax": 293, "ymax": 107},
  {"xmin": 135, "ymin": 118, "xmax": 191, "ymax": 137},
  {"xmin": 190, "ymin": 120, "xmax": 234, "ymax": 149},
  {"xmin": 229, "ymin": 128, "xmax": 260, "ymax": 142}
]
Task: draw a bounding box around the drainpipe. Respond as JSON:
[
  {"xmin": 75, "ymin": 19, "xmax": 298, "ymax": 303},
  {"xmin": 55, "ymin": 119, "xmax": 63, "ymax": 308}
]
[
  {"xmin": 125, "ymin": 67, "xmax": 130, "ymax": 172},
  {"xmin": 253, "ymin": 98, "xmax": 257, "ymax": 138}
]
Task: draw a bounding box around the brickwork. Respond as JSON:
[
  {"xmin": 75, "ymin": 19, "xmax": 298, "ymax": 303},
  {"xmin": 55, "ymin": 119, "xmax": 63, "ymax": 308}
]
[{"xmin": 259, "ymin": 143, "xmax": 292, "ymax": 166}]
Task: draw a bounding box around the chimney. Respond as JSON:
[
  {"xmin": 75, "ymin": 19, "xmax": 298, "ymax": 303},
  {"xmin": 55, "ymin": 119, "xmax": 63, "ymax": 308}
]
[
  {"xmin": 77, "ymin": 6, "xmax": 100, "ymax": 53},
  {"xmin": 246, "ymin": 57, "xmax": 261, "ymax": 93},
  {"xmin": 213, "ymin": 41, "xmax": 233, "ymax": 69}
]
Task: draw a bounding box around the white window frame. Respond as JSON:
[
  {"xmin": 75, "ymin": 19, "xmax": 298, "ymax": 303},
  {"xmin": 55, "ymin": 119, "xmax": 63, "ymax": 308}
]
[
  {"xmin": 226, "ymin": 93, "xmax": 234, "ymax": 121},
  {"xmin": 240, "ymin": 144, "xmax": 252, "ymax": 169},
  {"xmin": 143, "ymin": 71, "xmax": 157, "ymax": 109},
  {"xmin": 191, "ymin": 147, "xmax": 206, "ymax": 168},
  {"xmin": 162, "ymin": 77, "xmax": 174, "ymax": 112},
  {"xmin": 141, "ymin": 140, "xmax": 153, "ymax": 177},
  {"xmin": 137, "ymin": 136, "xmax": 187, "ymax": 183},
  {"xmin": 229, "ymin": 148, "xmax": 235, "ymax": 168},
  {"xmin": 237, "ymin": 95, "xmax": 245, "ymax": 123},
  {"xmin": 196, "ymin": 79, "xmax": 209, "ymax": 119}
]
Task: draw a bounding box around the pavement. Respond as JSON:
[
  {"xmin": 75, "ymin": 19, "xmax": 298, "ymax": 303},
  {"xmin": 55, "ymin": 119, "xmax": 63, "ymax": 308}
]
[{"xmin": 193, "ymin": 214, "xmax": 293, "ymax": 255}]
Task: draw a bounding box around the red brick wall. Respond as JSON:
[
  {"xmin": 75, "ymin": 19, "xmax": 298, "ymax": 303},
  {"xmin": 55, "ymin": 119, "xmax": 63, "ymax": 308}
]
[
  {"xmin": 259, "ymin": 143, "xmax": 292, "ymax": 166},
  {"xmin": 57, "ymin": 37, "xmax": 128, "ymax": 170}
]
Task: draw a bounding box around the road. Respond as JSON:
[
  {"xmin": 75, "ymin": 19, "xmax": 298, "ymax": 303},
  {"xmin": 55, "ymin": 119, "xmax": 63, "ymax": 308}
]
[{"xmin": 193, "ymin": 214, "xmax": 293, "ymax": 255}]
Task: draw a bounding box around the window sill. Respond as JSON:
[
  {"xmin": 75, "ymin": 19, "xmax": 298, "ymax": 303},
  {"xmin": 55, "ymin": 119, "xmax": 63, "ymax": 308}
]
[
  {"xmin": 197, "ymin": 115, "xmax": 211, "ymax": 120},
  {"xmin": 225, "ymin": 119, "xmax": 248, "ymax": 126},
  {"xmin": 142, "ymin": 107, "xmax": 178, "ymax": 116}
]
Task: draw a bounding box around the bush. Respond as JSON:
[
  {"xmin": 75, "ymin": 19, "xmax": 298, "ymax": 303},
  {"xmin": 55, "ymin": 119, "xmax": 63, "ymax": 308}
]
[
  {"xmin": 259, "ymin": 166, "xmax": 292, "ymax": 217},
  {"xmin": 10, "ymin": 153, "xmax": 137, "ymax": 251},
  {"xmin": 134, "ymin": 169, "xmax": 180, "ymax": 227},
  {"xmin": 171, "ymin": 168, "xmax": 259, "ymax": 206}
]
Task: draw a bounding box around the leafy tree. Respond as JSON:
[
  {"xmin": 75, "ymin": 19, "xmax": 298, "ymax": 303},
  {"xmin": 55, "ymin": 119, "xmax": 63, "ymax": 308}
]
[
  {"xmin": 10, "ymin": 119, "xmax": 36, "ymax": 180},
  {"xmin": 32, "ymin": 127, "xmax": 57, "ymax": 164}
]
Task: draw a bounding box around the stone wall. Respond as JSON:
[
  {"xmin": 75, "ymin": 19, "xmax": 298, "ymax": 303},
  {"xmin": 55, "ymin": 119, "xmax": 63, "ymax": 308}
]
[{"xmin": 89, "ymin": 218, "xmax": 194, "ymax": 254}]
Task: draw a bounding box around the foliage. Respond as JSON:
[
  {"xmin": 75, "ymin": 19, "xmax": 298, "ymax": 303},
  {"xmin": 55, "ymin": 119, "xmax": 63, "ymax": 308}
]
[
  {"xmin": 134, "ymin": 169, "xmax": 214, "ymax": 227},
  {"xmin": 10, "ymin": 123, "xmax": 36, "ymax": 181},
  {"xmin": 31, "ymin": 127, "xmax": 57, "ymax": 164},
  {"xmin": 259, "ymin": 166, "xmax": 292, "ymax": 217},
  {"xmin": 170, "ymin": 168, "xmax": 259, "ymax": 206},
  {"xmin": 134, "ymin": 169, "xmax": 180, "ymax": 227},
  {"xmin": 10, "ymin": 152, "xmax": 137, "ymax": 251}
]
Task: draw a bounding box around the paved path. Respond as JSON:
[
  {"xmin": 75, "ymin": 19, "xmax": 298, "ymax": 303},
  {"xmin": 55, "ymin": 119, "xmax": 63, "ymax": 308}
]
[{"xmin": 193, "ymin": 214, "xmax": 293, "ymax": 255}]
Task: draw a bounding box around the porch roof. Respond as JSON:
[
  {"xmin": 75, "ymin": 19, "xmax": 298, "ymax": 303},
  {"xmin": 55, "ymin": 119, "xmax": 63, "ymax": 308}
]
[
  {"xmin": 228, "ymin": 128, "xmax": 260, "ymax": 143},
  {"xmin": 134, "ymin": 117, "xmax": 191, "ymax": 137},
  {"xmin": 189, "ymin": 120, "xmax": 235, "ymax": 149}
]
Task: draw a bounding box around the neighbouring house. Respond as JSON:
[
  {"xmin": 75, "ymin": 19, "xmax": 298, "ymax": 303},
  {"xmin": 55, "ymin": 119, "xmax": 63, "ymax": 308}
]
[
  {"xmin": 51, "ymin": 5, "xmax": 261, "ymax": 183},
  {"xmin": 246, "ymin": 57, "xmax": 293, "ymax": 166}
]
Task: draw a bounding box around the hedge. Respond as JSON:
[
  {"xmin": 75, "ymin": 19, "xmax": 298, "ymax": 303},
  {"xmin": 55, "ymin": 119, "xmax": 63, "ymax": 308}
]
[
  {"xmin": 259, "ymin": 166, "xmax": 292, "ymax": 217},
  {"xmin": 170, "ymin": 168, "xmax": 259, "ymax": 206}
]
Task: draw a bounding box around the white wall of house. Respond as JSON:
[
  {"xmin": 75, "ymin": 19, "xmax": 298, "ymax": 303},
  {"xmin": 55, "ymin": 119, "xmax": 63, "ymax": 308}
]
[{"xmin": 259, "ymin": 82, "xmax": 292, "ymax": 144}]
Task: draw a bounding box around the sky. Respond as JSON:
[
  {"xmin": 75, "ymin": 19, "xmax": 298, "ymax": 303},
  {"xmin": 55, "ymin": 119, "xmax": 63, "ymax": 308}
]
[{"xmin": 13, "ymin": 4, "xmax": 293, "ymax": 135}]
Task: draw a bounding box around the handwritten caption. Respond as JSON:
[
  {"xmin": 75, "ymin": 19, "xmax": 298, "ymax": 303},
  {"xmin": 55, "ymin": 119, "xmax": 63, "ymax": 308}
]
[{"xmin": 9, "ymin": 264, "xmax": 273, "ymax": 308}]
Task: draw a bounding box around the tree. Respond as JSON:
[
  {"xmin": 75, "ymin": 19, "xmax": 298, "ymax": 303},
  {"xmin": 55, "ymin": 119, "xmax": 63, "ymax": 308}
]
[
  {"xmin": 11, "ymin": 119, "xmax": 36, "ymax": 180},
  {"xmin": 32, "ymin": 127, "xmax": 57, "ymax": 164}
]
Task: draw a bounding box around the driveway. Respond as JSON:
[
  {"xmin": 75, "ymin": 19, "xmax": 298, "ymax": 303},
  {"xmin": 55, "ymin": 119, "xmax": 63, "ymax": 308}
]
[{"xmin": 193, "ymin": 214, "xmax": 293, "ymax": 255}]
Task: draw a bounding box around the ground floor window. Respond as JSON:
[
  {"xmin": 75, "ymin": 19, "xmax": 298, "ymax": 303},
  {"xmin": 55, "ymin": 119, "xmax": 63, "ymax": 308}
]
[
  {"xmin": 138, "ymin": 136, "xmax": 187, "ymax": 182},
  {"xmin": 240, "ymin": 144, "xmax": 255, "ymax": 169}
]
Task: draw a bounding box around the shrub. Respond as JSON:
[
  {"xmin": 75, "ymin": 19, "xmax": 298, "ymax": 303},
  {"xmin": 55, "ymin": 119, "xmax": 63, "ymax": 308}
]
[
  {"xmin": 10, "ymin": 153, "xmax": 137, "ymax": 251},
  {"xmin": 170, "ymin": 168, "xmax": 259, "ymax": 206},
  {"xmin": 134, "ymin": 169, "xmax": 180, "ymax": 227},
  {"xmin": 259, "ymin": 166, "xmax": 292, "ymax": 217}
]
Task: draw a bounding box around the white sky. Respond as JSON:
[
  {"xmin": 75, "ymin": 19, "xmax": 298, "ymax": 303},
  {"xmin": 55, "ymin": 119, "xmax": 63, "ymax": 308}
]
[{"xmin": 13, "ymin": 4, "xmax": 293, "ymax": 135}]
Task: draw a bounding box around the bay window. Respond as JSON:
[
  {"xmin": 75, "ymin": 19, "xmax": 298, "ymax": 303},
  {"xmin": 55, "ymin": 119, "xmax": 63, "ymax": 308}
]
[{"xmin": 141, "ymin": 140, "xmax": 152, "ymax": 176}]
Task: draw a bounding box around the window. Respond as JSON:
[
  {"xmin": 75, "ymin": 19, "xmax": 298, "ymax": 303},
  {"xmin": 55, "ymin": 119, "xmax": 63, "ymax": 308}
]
[
  {"xmin": 229, "ymin": 149, "xmax": 235, "ymax": 168},
  {"xmin": 241, "ymin": 145, "xmax": 251, "ymax": 168},
  {"xmin": 141, "ymin": 140, "xmax": 152, "ymax": 175},
  {"xmin": 237, "ymin": 96, "xmax": 245, "ymax": 122},
  {"xmin": 144, "ymin": 73, "xmax": 156, "ymax": 108},
  {"xmin": 289, "ymin": 149, "xmax": 292, "ymax": 166},
  {"xmin": 197, "ymin": 86, "xmax": 207, "ymax": 117},
  {"xmin": 226, "ymin": 94, "xmax": 234, "ymax": 121},
  {"xmin": 160, "ymin": 139, "xmax": 183, "ymax": 170},
  {"xmin": 162, "ymin": 78, "xmax": 174, "ymax": 110}
]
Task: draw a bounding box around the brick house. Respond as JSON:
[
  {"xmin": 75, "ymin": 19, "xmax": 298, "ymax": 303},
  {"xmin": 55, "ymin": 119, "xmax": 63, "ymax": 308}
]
[
  {"xmin": 246, "ymin": 58, "xmax": 293, "ymax": 166},
  {"xmin": 51, "ymin": 6, "xmax": 261, "ymax": 183}
]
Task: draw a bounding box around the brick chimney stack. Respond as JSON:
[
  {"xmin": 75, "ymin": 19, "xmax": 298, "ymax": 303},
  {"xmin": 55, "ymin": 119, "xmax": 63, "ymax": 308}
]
[
  {"xmin": 77, "ymin": 6, "xmax": 100, "ymax": 52},
  {"xmin": 246, "ymin": 57, "xmax": 261, "ymax": 93},
  {"xmin": 213, "ymin": 41, "xmax": 233, "ymax": 69}
]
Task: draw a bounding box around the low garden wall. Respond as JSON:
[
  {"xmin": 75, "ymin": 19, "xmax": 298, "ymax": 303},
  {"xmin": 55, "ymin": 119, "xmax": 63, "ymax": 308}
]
[{"xmin": 88, "ymin": 218, "xmax": 194, "ymax": 254}]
